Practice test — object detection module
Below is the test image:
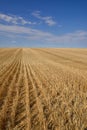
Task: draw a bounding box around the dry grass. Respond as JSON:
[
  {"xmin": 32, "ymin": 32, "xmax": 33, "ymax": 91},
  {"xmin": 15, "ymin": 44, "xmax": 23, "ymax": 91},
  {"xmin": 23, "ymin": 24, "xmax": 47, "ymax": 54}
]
[{"xmin": 0, "ymin": 48, "xmax": 87, "ymax": 130}]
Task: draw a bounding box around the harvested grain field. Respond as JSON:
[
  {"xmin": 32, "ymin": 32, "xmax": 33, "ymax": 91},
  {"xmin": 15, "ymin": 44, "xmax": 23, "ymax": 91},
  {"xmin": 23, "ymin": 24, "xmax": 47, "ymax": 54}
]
[{"xmin": 0, "ymin": 48, "xmax": 87, "ymax": 130}]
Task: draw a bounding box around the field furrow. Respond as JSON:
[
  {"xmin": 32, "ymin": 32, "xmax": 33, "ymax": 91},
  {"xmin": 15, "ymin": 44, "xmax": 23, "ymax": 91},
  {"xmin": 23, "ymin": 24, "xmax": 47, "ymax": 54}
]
[{"xmin": 0, "ymin": 48, "xmax": 87, "ymax": 130}]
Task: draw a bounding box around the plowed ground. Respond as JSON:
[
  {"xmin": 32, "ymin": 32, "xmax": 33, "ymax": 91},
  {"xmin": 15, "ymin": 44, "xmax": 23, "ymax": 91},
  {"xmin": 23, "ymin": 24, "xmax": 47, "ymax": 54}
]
[{"xmin": 0, "ymin": 48, "xmax": 87, "ymax": 130}]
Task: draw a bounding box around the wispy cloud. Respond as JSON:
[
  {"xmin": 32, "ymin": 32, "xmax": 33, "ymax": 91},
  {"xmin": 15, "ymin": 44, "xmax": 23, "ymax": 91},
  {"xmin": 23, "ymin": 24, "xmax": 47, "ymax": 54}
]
[
  {"xmin": 32, "ymin": 11, "xmax": 57, "ymax": 26},
  {"xmin": 0, "ymin": 13, "xmax": 36, "ymax": 25},
  {"xmin": 0, "ymin": 24, "xmax": 87, "ymax": 44},
  {"xmin": 11, "ymin": 40, "xmax": 17, "ymax": 43},
  {"xmin": 0, "ymin": 12, "xmax": 58, "ymax": 27}
]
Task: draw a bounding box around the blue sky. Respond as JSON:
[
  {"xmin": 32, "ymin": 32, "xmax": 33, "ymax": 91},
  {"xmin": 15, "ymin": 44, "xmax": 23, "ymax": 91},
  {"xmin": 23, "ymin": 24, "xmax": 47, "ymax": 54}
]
[{"xmin": 0, "ymin": 0, "xmax": 87, "ymax": 47}]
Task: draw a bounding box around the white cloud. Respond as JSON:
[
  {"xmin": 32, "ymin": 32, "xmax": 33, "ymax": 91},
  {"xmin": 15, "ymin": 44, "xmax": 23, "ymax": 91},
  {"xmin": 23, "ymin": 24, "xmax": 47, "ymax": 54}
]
[
  {"xmin": 32, "ymin": 11, "xmax": 57, "ymax": 26},
  {"xmin": 0, "ymin": 13, "xmax": 36, "ymax": 25},
  {"xmin": 0, "ymin": 24, "xmax": 87, "ymax": 44},
  {"xmin": 0, "ymin": 24, "xmax": 53, "ymax": 41},
  {"xmin": 11, "ymin": 40, "xmax": 17, "ymax": 43}
]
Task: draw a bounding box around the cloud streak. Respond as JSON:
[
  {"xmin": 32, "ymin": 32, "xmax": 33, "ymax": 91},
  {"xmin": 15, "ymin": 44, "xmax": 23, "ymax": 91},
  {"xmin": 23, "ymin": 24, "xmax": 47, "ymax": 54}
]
[
  {"xmin": 0, "ymin": 13, "xmax": 36, "ymax": 25},
  {"xmin": 0, "ymin": 24, "xmax": 87, "ymax": 44},
  {"xmin": 32, "ymin": 11, "xmax": 57, "ymax": 26}
]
